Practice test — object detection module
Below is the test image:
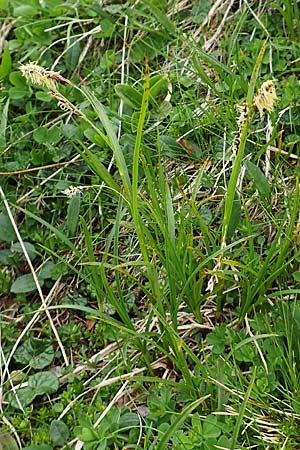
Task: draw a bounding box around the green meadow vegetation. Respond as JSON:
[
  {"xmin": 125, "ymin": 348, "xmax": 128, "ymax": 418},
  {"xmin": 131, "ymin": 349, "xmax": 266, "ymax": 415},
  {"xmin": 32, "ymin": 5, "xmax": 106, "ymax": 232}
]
[{"xmin": 1, "ymin": 0, "xmax": 300, "ymax": 448}]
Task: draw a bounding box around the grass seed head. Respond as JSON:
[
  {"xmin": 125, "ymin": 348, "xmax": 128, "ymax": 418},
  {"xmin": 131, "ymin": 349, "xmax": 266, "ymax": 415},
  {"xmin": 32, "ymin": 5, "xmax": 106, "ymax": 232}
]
[
  {"xmin": 19, "ymin": 62, "xmax": 71, "ymax": 91},
  {"xmin": 254, "ymin": 80, "xmax": 277, "ymax": 117}
]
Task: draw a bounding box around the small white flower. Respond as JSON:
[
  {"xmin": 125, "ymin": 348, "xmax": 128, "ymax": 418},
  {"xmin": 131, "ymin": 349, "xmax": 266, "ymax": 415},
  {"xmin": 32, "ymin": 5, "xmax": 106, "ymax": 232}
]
[{"xmin": 63, "ymin": 186, "xmax": 84, "ymax": 197}]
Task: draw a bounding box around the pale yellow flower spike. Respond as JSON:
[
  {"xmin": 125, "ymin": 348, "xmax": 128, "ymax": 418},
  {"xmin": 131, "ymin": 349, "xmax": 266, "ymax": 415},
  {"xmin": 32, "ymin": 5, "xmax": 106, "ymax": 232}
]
[
  {"xmin": 253, "ymin": 80, "xmax": 277, "ymax": 118},
  {"xmin": 19, "ymin": 62, "xmax": 71, "ymax": 91}
]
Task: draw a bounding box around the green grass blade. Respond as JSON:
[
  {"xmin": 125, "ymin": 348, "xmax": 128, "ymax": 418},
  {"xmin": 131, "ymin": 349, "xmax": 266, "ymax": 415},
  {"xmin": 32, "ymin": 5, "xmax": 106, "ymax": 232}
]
[
  {"xmin": 80, "ymin": 88, "xmax": 132, "ymax": 197},
  {"xmin": 156, "ymin": 396, "xmax": 210, "ymax": 450},
  {"xmin": 130, "ymin": 58, "xmax": 155, "ymax": 290},
  {"xmin": 231, "ymin": 367, "xmax": 256, "ymax": 450},
  {"xmin": 73, "ymin": 140, "xmax": 120, "ymax": 194},
  {"xmin": 13, "ymin": 205, "xmax": 80, "ymax": 256},
  {"xmin": 222, "ymin": 38, "xmax": 269, "ymax": 244},
  {"xmin": 80, "ymin": 216, "xmax": 104, "ymax": 310}
]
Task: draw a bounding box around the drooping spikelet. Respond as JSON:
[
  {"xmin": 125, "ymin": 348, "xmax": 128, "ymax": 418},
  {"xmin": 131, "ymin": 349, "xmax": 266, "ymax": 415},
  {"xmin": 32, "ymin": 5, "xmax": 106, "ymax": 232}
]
[
  {"xmin": 50, "ymin": 90, "xmax": 82, "ymax": 116},
  {"xmin": 19, "ymin": 62, "xmax": 71, "ymax": 91}
]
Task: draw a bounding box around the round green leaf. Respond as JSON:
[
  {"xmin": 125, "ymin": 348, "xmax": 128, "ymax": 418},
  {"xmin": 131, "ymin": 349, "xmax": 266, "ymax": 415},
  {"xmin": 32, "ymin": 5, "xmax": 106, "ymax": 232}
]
[
  {"xmin": 0, "ymin": 432, "xmax": 19, "ymax": 450},
  {"xmin": 33, "ymin": 127, "xmax": 49, "ymax": 144},
  {"xmin": 203, "ymin": 415, "xmax": 221, "ymax": 439},
  {"xmin": 199, "ymin": 206, "xmax": 212, "ymax": 225},
  {"xmin": 47, "ymin": 127, "xmax": 61, "ymax": 143},
  {"xmin": 13, "ymin": 339, "xmax": 55, "ymax": 369},
  {"xmin": 11, "ymin": 242, "xmax": 37, "ymax": 260},
  {"xmin": 0, "ymin": 249, "xmax": 14, "ymax": 265},
  {"xmin": 0, "ymin": 214, "xmax": 16, "ymax": 242},
  {"xmin": 7, "ymin": 387, "xmax": 36, "ymax": 410},
  {"xmin": 10, "ymin": 273, "xmax": 43, "ymax": 294},
  {"xmin": 35, "ymin": 91, "xmax": 53, "ymax": 102},
  {"xmin": 38, "ymin": 261, "xmax": 55, "ymax": 280},
  {"xmin": 28, "ymin": 371, "xmax": 59, "ymax": 395},
  {"xmin": 292, "ymin": 271, "xmax": 300, "ymax": 282},
  {"xmin": 50, "ymin": 420, "xmax": 70, "ymax": 446},
  {"xmin": 13, "ymin": 5, "xmax": 38, "ymax": 17},
  {"xmin": 9, "ymin": 87, "xmax": 29, "ymax": 100}
]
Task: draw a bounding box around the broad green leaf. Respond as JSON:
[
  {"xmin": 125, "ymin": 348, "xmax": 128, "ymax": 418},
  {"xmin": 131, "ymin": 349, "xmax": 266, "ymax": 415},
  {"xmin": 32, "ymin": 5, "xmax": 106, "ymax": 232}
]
[
  {"xmin": 75, "ymin": 427, "xmax": 98, "ymax": 442},
  {"xmin": 10, "ymin": 274, "xmax": 43, "ymax": 294},
  {"xmin": 191, "ymin": 1, "xmax": 210, "ymax": 24},
  {"xmin": 35, "ymin": 91, "xmax": 52, "ymax": 102},
  {"xmin": 8, "ymin": 387, "xmax": 36, "ymax": 409},
  {"xmin": 67, "ymin": 193, "xmax": 81, "ymax": 237},
  {"xmin": 47, "ymin": 127, "xmax": 61, "ymax": 143},
  {"xmin": 84, "ymin": 128, "xmax": 107, "ymax": 147},
  {"xmin": 0, "ymin": 432, "xmax": 18, "ymax": 450},
  {"xmin": 13, "ymin": 5, "xmax": 37, "ymax": 16},
  {"xmin": 13, "ymin": 339, "xmax": 55, "ymax": 369},
  {"xmin": 28, "ymin": 371, "xmax": 59, "ymax": 395},
  {"xmin": 33, "ymin": 127, "xmax": 49, "ymax": 144},
  {"xmin": 149, "ymin": 74, "xmax": 168, "ymax": 102},
  {"xmin": 50, "ymin": 420, "xmax": 70, "ymax": 446},
  {"xmin": 9, "ymin": 72, "xmax": 27, "ymax": 88},
  {"xmin": 65, "ymin": 40, "xmax": 81, "ymax": 71},
  {"xmin": 118, "ymin": 412, "xmax": 139, "ymax": 428},
  {"xmin": 200, "ymin": 206, "xmax": 212, "ymax": 225},
  {"xmin": 11, "ymin": 242, "xmax": 37, "ymax": 260},
  {"xmin": 62, "ymin": 123, "xmax": 82, "ymax": 139},
  {"xmin": 0, "ymin": 42, "xmax": 11, "ymax": 80},
  {"xmin": 38, "ymin": 261, "xmax": 55, "ymax": 280},
  {"xmin": 292, "ymin": 271, "xmax": 300, "ymax": 282},
  {"xmin": 160, "ymin": 135, "xmax": 184, "ymax": 157},
  {"xmin": 0, "ymin": 214, "xmax": 16, "ymax": 242},
  {"xmin": 100, "ymin": 18, "xmax": 115, "ymax": 37},
  {"xmin": 203, "ymin": 415, "xmax": 221, "ymax": 439},
  {"xmin": 8, "ymin": 87, "xmax": 29, "ymax": 100},
  {"xmin": 0, "ymin": 249, "xmax": 14, "ymax": 265},
  {"xmin": 10, "ymin": 262, "xmax": 55, "ymax": 294},
  {"xmin": 245, "ymin": 160, "xmax": 270, "ymax": 197},
  {"xmin": 114, "ymin": 84, "xmax": 143, "ymax": 109}
]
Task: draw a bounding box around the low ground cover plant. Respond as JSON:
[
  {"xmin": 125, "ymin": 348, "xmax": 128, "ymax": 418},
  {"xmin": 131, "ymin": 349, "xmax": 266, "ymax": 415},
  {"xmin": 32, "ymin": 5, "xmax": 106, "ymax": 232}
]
[{"xmin": 1, "ymin": 0, "xmax": 300, "ymax": 449}]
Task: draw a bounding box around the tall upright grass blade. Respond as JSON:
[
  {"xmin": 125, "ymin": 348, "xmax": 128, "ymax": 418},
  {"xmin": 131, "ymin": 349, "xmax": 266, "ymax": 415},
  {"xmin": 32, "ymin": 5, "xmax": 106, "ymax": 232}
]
[
  {"xmin": 222, "ymin": 38, "xmax": 269, "ymax": 244},
  {"xmin": 241, "ymin": 178, "xmax": 300, "ymax": 317},
  {"xmin": 73, "ymin": 141, "xmax": 120, "ymax": 194},
  {"xmin": 80, "ymin": 216, "xmax": 104, "ymax": 310},
  {"xmin": 130, "ymin": 57, "xmax": 161, "ymax": 304},
  {"xmin": 156, "ymin": 396, "xmax": 209, "ymax": 450},
  {"xmin": 80, "ymin": 88, "xmax": 132, "ymax": 197},
  {"xmin": 231, "ymin": 367, "xmax": 256, "ymax": 450}
]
